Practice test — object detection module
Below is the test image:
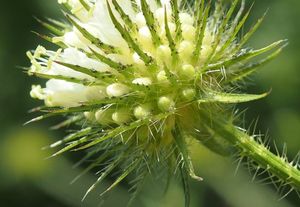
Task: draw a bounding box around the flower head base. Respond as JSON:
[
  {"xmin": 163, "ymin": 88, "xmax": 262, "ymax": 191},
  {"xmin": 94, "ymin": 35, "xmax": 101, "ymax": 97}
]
[{"xmin": 26, "ymin": 0, "xmax": 289, "ymax": 204}]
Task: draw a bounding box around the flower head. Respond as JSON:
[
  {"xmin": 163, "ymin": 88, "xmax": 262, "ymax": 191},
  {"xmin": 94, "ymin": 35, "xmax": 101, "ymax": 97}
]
[{"xmin": 26, "ymin": 0, "xmax": 286, "ymax": 203}]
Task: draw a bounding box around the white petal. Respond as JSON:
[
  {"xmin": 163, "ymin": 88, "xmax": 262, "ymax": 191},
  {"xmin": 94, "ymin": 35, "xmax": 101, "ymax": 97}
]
[
  {"xmin": 154, "ymin": 8, "xmax": 171, "ymax": 25},
  {"xmin": 62, "ymin": 30, "xmax": 90, "ymax": 50},
  {"xmin": 136, "ymin": 0, "xmax": 159, "ymax": 11},
  {"xmin": 179, "ymin": 13, "xmax": 194, "ymax": 25},
  {"xmin": 116, "ymin": 0, "xmax": 136, "ymax": 19},
  {"xmin": 62, "ymin": 48, "xmax": 109, "ymax": 72},
  {"xmin": 132, "ymin": 77, "xmax": 152, "ymax": 86},
  {"xmin": 182, "ymin": 24, "xmax": 196, "ymax": 41},
  {"xmin": 160, "ymin": 0, "xmax": 171, "ymax": 7},
  {"xmin": 44, "ymin": 79, "xmax": 88, "ymax": 107},
  {"xmin": 135, "ymin": 12, "xmax": 146, "ymax": 27},
  {"xmin": 106, "ymin": 83, "xmax": 130, "ymax": 97},
  {"xmin": 44, "ymin": 48, "xmax": 109, "ymax": 80},
  {"xmin": 87, "ymin": 1, "xmax": 127, "ymax": 47}
]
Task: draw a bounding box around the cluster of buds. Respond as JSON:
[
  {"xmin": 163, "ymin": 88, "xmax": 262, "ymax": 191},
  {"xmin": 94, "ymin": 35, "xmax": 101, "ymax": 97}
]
[{"xmin": 26, "ymin": 0, "xmax": 299, "ymax": 205}]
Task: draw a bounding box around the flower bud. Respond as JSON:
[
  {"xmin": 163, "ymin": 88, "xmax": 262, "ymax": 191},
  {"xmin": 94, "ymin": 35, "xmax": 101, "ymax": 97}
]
[
  {"xmin": 134, "ymin": 104, "xmax": 152, "ymax": 119},
  {"xmin": 182, "ymin": 88, "xmax": 196, "ymax": 101},
  {"xmin": 112, "ymin": 109, "xmax": 131, "ymax": 125},
  {"xmin": 158, "ymin": 96, "xmax": 175, "ymax": 112},
  {"xmin": 95, "ymin": 109, "xmax": 113, "ymax": 125},
  {"xmin": 179, "ymin": 64, "xmax": 195, "ymax": 79},
  {"xmin": 106, "ymin": 83, "xmax": 130, "ymax": 97}
]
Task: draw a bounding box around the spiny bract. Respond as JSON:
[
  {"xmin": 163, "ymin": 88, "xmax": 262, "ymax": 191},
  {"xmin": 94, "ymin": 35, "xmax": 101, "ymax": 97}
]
[{"xmin": 26, "ymin": 0, "xmax": 288, "ymax": 204}]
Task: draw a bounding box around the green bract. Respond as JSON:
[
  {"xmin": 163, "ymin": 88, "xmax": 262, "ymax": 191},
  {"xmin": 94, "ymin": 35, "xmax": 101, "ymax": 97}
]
[{"xmin": 26, "ymin": 0, "xmax": 300, "ymax": 205}]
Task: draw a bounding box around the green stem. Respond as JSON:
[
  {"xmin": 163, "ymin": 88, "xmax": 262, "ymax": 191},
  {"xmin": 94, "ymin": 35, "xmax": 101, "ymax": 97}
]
[
  {"xmin": 200, "ymin": 111, "xmax": 300, "ymax": 191},
  {"xmin": 190, "ymin": 144, "xmax": 294, "ymax": 207}
]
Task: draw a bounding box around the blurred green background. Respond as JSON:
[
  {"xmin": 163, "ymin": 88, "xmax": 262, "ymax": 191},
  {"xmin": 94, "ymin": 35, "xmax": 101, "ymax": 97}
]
[{"xmin": 0, "ymin": 0, "xmax": 299, "ymax": 206}]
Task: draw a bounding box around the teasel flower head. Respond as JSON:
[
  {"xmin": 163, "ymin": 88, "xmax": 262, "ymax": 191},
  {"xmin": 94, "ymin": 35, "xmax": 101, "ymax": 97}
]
[{"xmin": 26, "ymin": 0, "xmax": 300, "ymax": 205}]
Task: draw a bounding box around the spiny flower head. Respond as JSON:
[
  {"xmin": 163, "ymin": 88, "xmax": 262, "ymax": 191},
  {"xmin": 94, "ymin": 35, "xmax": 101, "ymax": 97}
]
[{"xmin": 26, "ymin": 0, "xmax": 286, "ymax": 203}]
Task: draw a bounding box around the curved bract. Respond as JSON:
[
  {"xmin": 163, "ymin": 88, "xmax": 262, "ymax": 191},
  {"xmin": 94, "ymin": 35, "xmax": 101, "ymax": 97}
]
[{"xmin": 26, "ymin": 0, "xmax": 299, "ymax": 205}]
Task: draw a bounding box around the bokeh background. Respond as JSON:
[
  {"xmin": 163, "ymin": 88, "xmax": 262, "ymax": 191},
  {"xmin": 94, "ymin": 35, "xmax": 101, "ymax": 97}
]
[{"xmin": 0, "ymin": 0, "xmax": 299, "ymax": 206}]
